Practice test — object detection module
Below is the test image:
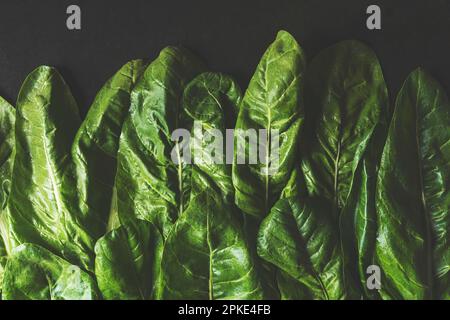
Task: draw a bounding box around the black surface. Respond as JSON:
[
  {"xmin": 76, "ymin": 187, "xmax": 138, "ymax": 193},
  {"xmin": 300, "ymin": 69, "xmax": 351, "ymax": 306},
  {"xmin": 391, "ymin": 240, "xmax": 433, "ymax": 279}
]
[{"xmin": 0, "ymin": 0, "xmax": 449, "ymax": 115}]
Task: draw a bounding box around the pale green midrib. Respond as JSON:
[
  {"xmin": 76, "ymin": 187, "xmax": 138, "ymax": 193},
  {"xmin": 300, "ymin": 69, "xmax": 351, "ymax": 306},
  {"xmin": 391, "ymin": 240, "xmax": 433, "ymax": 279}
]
[
  {"xmin": 334, "ymin": 138, "xmax": 341, "ymax": 212},
  {"xmin": 333, "ymin": 113, "xmax": 350, "ymax": 298},
  {"xmin": 174, "ymin": 91, "xmax": 184, "ymax": 215},
  {"xmin": 206, "ymin": 206, "xmax": 214, "ymax": 300},
  {"xmin": 265, "ymin": 114, "xmax": 271, "ymax": 213}
]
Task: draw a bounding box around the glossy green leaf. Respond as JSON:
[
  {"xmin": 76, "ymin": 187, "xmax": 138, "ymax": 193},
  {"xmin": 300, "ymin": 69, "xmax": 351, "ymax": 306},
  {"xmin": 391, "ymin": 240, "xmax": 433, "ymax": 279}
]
[
  {"xmin": 2, "ymin": 243, "xmax": 99, "ymax": 300},
  {"xmin": 116, "ymin": 47, "xmax": 205, "ymax": 237},
  {"xmin": 160, "ymin": 191, "xmax": 265, "ymax": 299},
  {"xmin": 94, "ymin": 219, "xmax": 163, "ymax": 300},
  {"xmin": 0, "ymin": 97, "xmax": 15, "ymax": 290},
  {"xmin": 301, "ymin": 40, "xmax": 387, "ymax": 213},
  {"xmin": 72, "ymin": 59, "xmax": 146, "ymax": 240},
  {"xmin": 258, "ymin": 196, "xmax": 346, "ymax": 299},
  {"xmin": 0, "ymin": 97, "xmax": 15, "ymax": 218},
  {"xmin": 286, "ymin": 41, "xmax": 388, "ymax": 299},
  {"xmin": 7, "ymin": 66, "xmax": 93, "ymax": 269},
  {"xmin": 232, "ymin": 30, "xmax": 306, "ymax": 219},
  {"xmin": 375, "ymin": 68, "xmax": 450, "ymax": 300}
]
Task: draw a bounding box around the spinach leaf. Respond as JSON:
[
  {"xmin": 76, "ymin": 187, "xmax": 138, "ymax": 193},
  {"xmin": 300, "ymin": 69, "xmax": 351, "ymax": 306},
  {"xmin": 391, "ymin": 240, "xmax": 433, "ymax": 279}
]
[
  {"xmin": 2, "ymin": 243, "xmax": 99, "ymax": 300},
  {"xmin": 7, "ymin": 66, "xmax": 93, "ymax": 269},
  {"xmin": 232, "ymin": 30, "xmax": 306, "ymax": 219},
  {"xmin": 72, "ymin": 59, "xmax": 146, "ymax": 240},
  {"xmin": 115, "ymin": 47, "xmax": 206, "ymax": 237},
  {"xmin": 258, "ymin": 196, "xmax": 345, "ymax": 299},
  {"xmin": 0, "ymin": 97, "xmax": 15, "ymax": 217},
  {"xmin": 375, "ymin": 68, "xmax": 450, "ymax": 300},
  {"xmin": 94, "ymin": 219, "xmax": 163, "ymax": 300},
  {"xmin": 0, "ymin": 96, "xmax": 15, "ymax": 290},
  {"xmin": 291, "ymin": 40, "xmax": 388, "ymax": 298},
  {"xmin": 301, "ymin": 40, "xmax": 387, "ymax": 213},
  {"xmin": 159, "ymin": 191, "xmax": 265, "ymax": 299}
]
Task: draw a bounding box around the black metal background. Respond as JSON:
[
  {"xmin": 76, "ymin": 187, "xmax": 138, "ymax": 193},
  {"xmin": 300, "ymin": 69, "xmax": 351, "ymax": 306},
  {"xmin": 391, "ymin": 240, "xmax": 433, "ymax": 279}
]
[{"xmin": 0, "ymin": 0, "xmax": 449, "ymax": 115}]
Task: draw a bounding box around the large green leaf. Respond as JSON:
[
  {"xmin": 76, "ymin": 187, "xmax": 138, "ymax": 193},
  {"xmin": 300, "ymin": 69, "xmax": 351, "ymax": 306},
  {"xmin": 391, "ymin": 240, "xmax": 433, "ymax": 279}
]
[
  {"xmin": 160, "ymin": 191, "xmax": 265, "ymax": 299},
  {"xmin": 287, "ymin": 41, "xmax": 388, "ymax": 299},
  {"xmin": 115, "ymin": 47, "xmax": 205, "ymax": 237},
  {"xmin": 0, "ymin": 97, "xmax": 15, "ymax": 290},
  {"xmin": 258, "ymin": 196, "xmax": 345, "ymax": 299},
  {"xmin": 94, "ymin": 219, "xmax": 163, "ymax": 300},
  {"xmin": 232, "ymin": 30, "xmax": 306, "ymax": 219},
  {"xmin": 375, "ymin": 68, "xmax": 450, "ymax": 300},
  {"xmin": 72, "ymin": 59, "xmax": 146, "ymax": 240},
  {"xmin": 301, "ymin": 40, "xmax": 387, "ymax": 213},
  {"xmin": 6, "ymin": 66, "xmax": 93, "ymax": 269},
  {"xmin": 2, "ymin": 243, "xmax": 99, "ymax": 300}
]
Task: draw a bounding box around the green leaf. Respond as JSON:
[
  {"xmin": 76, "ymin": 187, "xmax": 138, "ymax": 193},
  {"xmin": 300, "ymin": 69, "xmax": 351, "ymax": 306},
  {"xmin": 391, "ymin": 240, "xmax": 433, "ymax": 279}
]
[
  {"xmin": 160, "ymin": 191, "xmax": 265, "ymax": 299},
  {"xmin": 0, "ymin": 96, "xmax": 15, "ymax": 291},
  {"xmin": 94, "ymin": 219, "xmax": 163, "ymax": 300},
  {"xmin": 375, "ymin": 68, "xmax": 450, "ymax": 300},
  {"xmin": 232, "ymin": 30, "xmax": 306, "ymax": 219},
  {"xmin": 7, "ymin": 66, "xmax": 94, "ymax": 269},
  {"xmin": 116, "ymin": 47, "xmax": 206, "ymax": 237},
  {"xmin": 301, "ymin": 40, "xmax": 387, "ymax": 213},
  {"xmin": 293, "ymin": 41, "xmax": 388, "ymax": 299},
  {"xmin": 72, "ymin": 59, "xmax": 146, "ymax": 240},
  {"xmin": 2, "ymin": 243, "xmax": 99, "ymax": 300},
  {"xmin": 258, "ymin": 196, "xmax": 346, "ymax": 299},
  {"xmin": 0, "ymin": 97, "xmax": 15, "ymax": 216}
]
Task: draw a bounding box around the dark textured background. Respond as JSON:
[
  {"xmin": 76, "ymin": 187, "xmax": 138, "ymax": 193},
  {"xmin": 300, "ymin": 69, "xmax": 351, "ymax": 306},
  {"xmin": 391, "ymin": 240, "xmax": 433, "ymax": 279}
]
[{"xmin": 0, "ymin": 0, "xmax": 449, "ymax": 115}]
